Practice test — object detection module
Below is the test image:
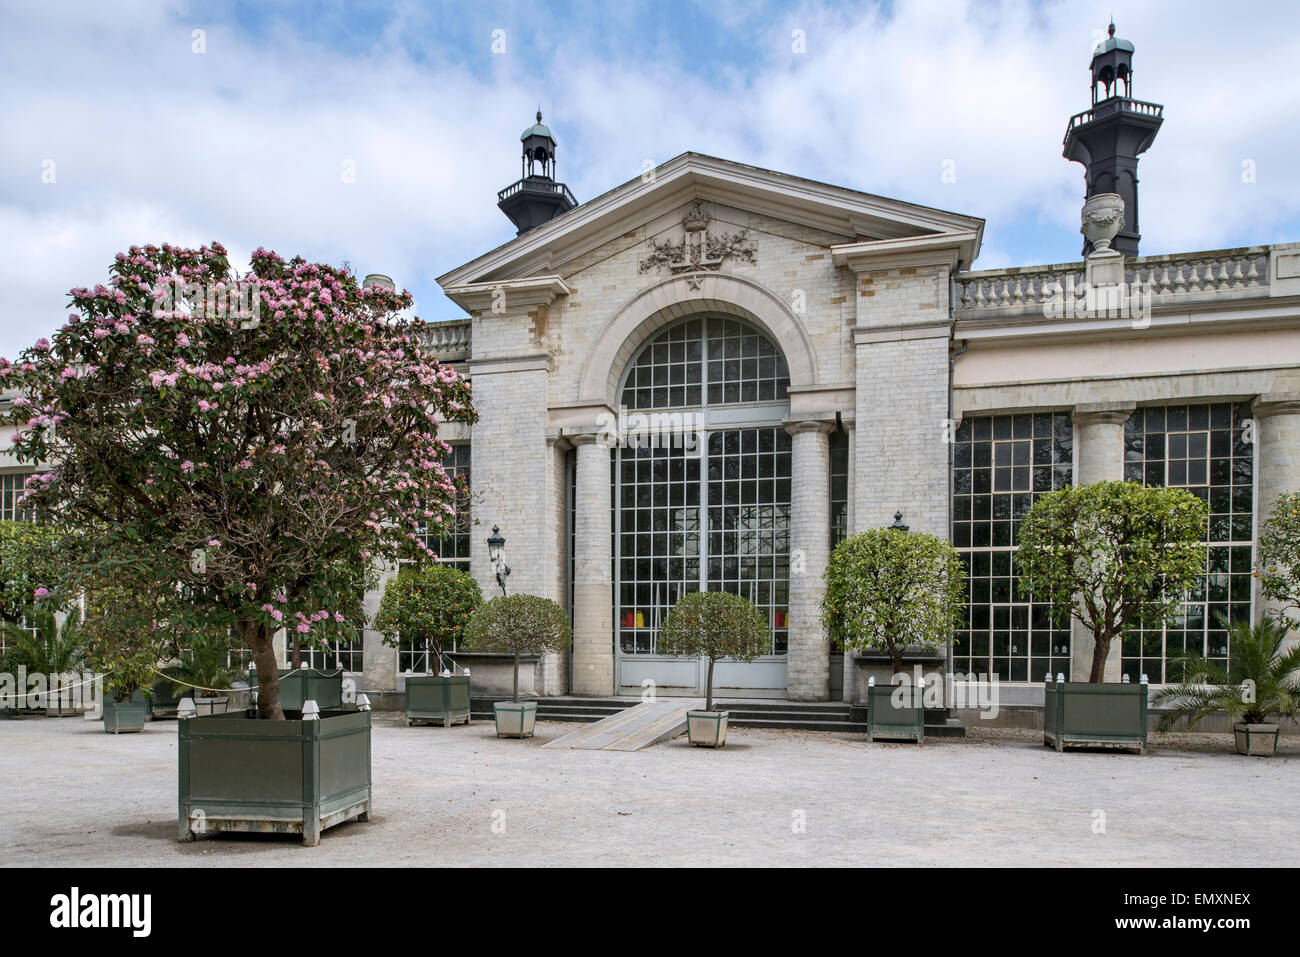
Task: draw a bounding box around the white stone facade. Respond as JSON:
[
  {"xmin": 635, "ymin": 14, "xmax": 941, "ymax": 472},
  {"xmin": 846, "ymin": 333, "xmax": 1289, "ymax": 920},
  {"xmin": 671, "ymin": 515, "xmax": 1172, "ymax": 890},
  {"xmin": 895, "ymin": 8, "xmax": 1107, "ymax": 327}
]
[{"xmin": 348, "ymin": 155, "xmax": 1300, "ymax": 701}]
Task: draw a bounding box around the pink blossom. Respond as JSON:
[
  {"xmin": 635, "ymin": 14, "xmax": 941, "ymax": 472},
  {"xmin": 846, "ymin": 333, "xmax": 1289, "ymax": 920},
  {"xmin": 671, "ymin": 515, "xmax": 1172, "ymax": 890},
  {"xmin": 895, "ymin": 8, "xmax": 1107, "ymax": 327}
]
[
  {"xmin": 33, "ymin": 587, "xmax": 49, "ymax": 598},
  {"xmin": 181, "ymin": 460, "xmax": 194, "ymax": 473},
  {"xmin": 295, "ymin": 622, "xmax": 310, "ymax": 634}
]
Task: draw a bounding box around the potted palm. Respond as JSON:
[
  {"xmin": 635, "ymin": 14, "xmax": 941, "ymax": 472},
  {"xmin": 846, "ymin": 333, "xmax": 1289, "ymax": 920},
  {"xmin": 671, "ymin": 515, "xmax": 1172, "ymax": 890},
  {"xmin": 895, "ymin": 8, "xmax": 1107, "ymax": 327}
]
[
  {"xmin": 657, "ymin": 590, "xmax": 771, "ymax": 748},
  {"xmin": 822, "ymin": 522, "xmax": 965, "ymax": 744},
  {"xmin": 1016, "ymin": 481, "xmax": 1208, "ymax": 752},
  {"xmin": 463, "ymin": 594, "xmax": 570, "ymax": 738},
  {"xmin": 1153, "ymin": 616, "xmax": 1299, "ymax": 756},
  {"xmin": 1, "ymin": 606, "xmax": 89, "ymax": 716},
  {"xmin": 375, "ymin": 564, "xmax": 481, "ymax": 727},
  {"xmin": 162, "ymin": 630, "xmax": 244, "ymax": 716}
]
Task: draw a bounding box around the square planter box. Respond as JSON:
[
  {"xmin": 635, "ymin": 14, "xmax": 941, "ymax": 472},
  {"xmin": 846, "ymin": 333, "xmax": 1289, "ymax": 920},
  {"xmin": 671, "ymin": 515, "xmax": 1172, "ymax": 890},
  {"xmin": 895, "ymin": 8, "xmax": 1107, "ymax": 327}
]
[
  {"xmin": 252, "ymin": 668, "xmax": 345, "ymax": 711},
  {"xmin": 1234, "ymin": 722, "xmax": 1279, "ymax": 756},
  {"xmin": 493, "ymin": 701, "xmax": 537, "ymax": 738},
  {"xmin": 405, "ymin": 674, "xmax": 470, "ymax": 727},
  {"xmin": 148, "ymin": 679, "xmax": 182, "ymax": 720},
  {"xmin": 194, "ymin": 695, "xmax": 229, "ymax": 716},
  {"xmin": 1044, "ymin": 680, "xmax": 1148, "ymax": 754},
  {"xmin": 103, "ymin": 699, "xmax": 149, "ymax": 734},
  {"xmin": 866, "ymin": 682, "xmax": 925, "ymax": 743},
  {"xmin": 686, "ymin": 710, "xmax": 728, "ymax": 747},
  {"xmin": 178, "ymin": 708, "xmax": 371, "ymax": 846}
]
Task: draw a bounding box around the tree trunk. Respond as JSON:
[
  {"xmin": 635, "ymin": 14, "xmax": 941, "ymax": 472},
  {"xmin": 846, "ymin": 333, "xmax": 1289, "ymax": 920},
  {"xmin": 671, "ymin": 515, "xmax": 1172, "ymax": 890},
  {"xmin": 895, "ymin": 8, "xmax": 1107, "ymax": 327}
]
[
  {"xmin": 705, "ymin": 656, "xmax": 715, "ymax": 712},
  {"xmin": 513, "ymin": 651, "xmax": 519, "ymax": 703},
  {"xmin": 291, "ymin": 634, "xmax": 303, "ymax": 670},
  {"xmin": 889, "ymin": 644, "xmax": 903, "ymax": 677},
  {"xmin": 1089, "ymin": 635, "xmax": 1110, "ymax": 683},
  {"xmin": 242, "ymin": 619, "xmax": 284, "ymax": 720}
]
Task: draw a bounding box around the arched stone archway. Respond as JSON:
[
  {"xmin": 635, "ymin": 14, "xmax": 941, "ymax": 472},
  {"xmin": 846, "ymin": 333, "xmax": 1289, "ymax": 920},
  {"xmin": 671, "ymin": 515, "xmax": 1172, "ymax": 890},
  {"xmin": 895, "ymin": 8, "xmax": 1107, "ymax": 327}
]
[{"xmin": 578, "ymin": 272, "xmax": 819, "ymax": 408}]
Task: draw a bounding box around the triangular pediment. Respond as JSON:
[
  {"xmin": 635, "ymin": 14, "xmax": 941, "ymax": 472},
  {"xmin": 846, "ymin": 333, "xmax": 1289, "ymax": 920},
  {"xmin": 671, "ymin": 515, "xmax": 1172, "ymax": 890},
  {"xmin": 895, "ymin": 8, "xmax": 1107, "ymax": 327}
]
[{"xmin": 437, "ymin": 152, "xmax": 984, "ymax": 291}]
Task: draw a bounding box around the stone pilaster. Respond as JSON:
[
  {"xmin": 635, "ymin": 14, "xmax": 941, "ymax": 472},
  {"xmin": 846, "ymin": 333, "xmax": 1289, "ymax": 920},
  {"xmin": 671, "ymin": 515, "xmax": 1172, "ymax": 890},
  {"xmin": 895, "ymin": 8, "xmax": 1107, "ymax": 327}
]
[
  {"xmin": 785, "ymin": 419, "xmax": 834, "ymax": 701},
  {"xmin": 362, "ymin": 561, "xmax": 400, "ymax": 692},
  {"xmin": 1071, "ymin": 402, "xmax": 1135, "ymax": 681},
  {"xmin": 842, "ymin": 419, "xmax": 857, "ymax": 703},
  {"xmin": 1252, "ymin": 393, "xmax": 1300, "ymax": 631},
  {"xmin": 570, "ymin": 434, "xmax": 614, "ymax": 696}
]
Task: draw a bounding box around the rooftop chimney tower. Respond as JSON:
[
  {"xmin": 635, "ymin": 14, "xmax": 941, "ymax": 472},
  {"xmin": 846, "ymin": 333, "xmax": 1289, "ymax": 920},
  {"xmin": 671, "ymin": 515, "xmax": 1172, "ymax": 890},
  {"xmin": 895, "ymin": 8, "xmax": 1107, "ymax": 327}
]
[
  {"xmin": 497, "ymin": 111, "xmax": 578, "ymax": 235},
  {"xmin": 1063, "ymin": 23, "xmax": 1164, "ymax": 257}
]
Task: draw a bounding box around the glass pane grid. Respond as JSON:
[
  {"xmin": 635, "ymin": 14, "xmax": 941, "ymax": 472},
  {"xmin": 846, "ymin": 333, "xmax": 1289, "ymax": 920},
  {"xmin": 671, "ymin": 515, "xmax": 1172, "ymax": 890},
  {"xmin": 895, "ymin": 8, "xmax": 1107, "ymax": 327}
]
[
  {"xmin": 952, "ymin": 412, "xmax": 1074, "ymax": 681},
  {"xmin": 1121, "ymin": 402, "xmax": 1253, "ymax": 683}
]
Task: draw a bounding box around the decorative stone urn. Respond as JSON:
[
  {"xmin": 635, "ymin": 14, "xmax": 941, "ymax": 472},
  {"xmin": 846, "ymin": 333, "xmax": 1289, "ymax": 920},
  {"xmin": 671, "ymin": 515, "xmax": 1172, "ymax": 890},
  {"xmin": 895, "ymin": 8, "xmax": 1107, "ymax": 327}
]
[{"xmin": 1081, "ymin": 193, "xmax": 1126, "ymax": 253}]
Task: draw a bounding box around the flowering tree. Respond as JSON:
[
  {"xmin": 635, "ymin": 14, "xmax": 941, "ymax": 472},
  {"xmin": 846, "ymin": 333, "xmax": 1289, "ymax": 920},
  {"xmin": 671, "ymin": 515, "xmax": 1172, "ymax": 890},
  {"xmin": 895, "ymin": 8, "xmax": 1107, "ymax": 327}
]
[
  {"xmin": 1257, "ymin": 491, "xmax": 1300, "ymax": 630},
  {"xmin": 1, "ymin": 241, "xmax": 476, "ymax": 717}
]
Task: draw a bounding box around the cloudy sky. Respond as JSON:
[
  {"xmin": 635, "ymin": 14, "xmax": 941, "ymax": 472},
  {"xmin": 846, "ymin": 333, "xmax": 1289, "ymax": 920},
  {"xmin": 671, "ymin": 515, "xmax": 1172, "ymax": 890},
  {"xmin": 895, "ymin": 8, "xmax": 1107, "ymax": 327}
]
[{"xmin": 2, "ymin": 0, "xmax": 1298, "ymax": 358}]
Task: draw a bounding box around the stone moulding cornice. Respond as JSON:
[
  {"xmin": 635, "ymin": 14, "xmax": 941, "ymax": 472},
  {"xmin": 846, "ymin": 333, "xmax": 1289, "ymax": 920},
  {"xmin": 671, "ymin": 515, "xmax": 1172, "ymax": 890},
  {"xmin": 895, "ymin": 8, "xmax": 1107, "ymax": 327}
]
[
  {"xmin": 781, "ymin": 415, "xmax": 837, "ymax": 435},
  {"xmin": 831, "ymin": 229, "xmax": 982, "ymax": 273},
  {"xmin": 852, "ymin": 322, "xmax": 952, "ymax": 344},
  {"xmin": 1252, "ymin": 392, "xmax": 1300, "ymax": 419},
  {"xmin": 953, "ymin": 299, "xmax": 1300, "ymax": 346},
  {"xmin": 442, "ymin": 275, "xmax": 571, "ymax": 314},
  {"xmin": 465, "ymin": 352, "xmax": 553, "ymax": 375},
  {"xmin": 1072, "ymin": 401, "xmax": 1137, "ymax": 427}
]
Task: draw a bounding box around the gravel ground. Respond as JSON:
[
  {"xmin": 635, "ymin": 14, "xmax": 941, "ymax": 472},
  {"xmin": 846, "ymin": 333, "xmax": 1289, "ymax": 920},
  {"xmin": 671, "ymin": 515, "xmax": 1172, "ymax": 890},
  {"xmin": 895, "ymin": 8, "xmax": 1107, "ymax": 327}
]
[{"xmin": 2, "ymin": 713, "xmax": 1295, "ymax": 867}]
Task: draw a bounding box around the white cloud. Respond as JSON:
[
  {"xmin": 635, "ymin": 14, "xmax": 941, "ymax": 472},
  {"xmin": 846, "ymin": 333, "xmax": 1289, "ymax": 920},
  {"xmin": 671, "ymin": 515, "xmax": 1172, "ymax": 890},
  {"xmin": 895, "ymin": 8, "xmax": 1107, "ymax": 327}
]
[{"xmin": 1, "ymin": 0, "xmax": 1298, "ymax": 359}]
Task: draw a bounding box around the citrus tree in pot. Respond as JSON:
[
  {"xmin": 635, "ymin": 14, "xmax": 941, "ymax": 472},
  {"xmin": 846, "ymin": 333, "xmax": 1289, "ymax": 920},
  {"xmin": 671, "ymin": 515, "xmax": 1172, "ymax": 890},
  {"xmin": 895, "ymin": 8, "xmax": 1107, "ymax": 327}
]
[
  {"xmin": 376, "ymin": 564, "xmax": 482, "ymax": 727},
  {"xmin": 1016, "ymin": 481, "xmax": 1208, "ymax": 752},
  {"xmin": 463, "ymin": 594, "xmax": 570, "ymax": 738},
  {"xmin": 821, "ymin": 525, "xmax": 965, "ymax": 743},
  {"xmin": 2, "ymin": 241, "xmax": 475, "ymax": 844},
  {"xmin": 657, "ymin": 590, "xmax": 771, "ymax": 747},
  {"xmin": 80, "ymin": 583, "xmax": 170, "ymax": 734},
  {"xmin": 1153, "ymin": 616, "xmax": 1299, "ymax": 755}
]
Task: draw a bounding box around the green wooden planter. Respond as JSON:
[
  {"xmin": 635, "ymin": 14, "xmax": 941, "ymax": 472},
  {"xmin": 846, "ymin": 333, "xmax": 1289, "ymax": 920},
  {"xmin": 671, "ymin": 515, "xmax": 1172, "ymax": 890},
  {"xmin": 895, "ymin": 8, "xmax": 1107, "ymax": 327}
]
[
  {"xmin": 103, "ymin": 699, "xmax": 149, "ymax": 734},
  {"xmin": 178, "ymin": 708, "xmax": 371, "ymax": 846},
  {"xmin": 866, "ymin": 682, "xmax": 925, "ymax": 743},
  {"xmin": 1044, "ymin": 679, "xmax": 1148, "ymax": 754},
  {"xmin": 148, "ymin": 678, "xmax": 181, "ymax": 720},
  {"xmin": 405, "ymin": 674, "xmax": 470, "ymax": 727},
  {"xmin": 493, "ymin": 701, "xmax": 537, "ymax": 738},
  {"xmin": 250, "ymin": 668, "xmax": 345, "ymax": 711}
]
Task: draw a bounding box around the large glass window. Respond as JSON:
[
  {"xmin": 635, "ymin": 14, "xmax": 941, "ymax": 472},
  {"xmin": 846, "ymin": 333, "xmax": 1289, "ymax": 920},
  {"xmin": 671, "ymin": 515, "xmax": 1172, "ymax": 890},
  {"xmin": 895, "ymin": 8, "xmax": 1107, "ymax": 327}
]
[
  {"xmin": 412, "ymin": 444, "xmax": 471, "ymax": 571},
  {"xmin": 1122, "ymin": 403, "xmax": 1253, "ymax": 682},
  {"xmin": 951, "ymin": 413, "xmax": 1074, "ymax": 681},
  {"xmin": 614, "ymin": 316, "xmax": 791, "ymax": 656}
]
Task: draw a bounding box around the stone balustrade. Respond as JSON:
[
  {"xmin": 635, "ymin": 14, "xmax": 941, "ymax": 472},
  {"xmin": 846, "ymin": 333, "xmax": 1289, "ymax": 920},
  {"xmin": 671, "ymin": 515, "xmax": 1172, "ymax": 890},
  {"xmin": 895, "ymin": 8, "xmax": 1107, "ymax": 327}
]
[
  {"xmin": 420, "ymin": 318, "xmax": 472, "ymax": 361},
  {"xmin": 954, "ymin": 246, "xmax": 1272, "ymax": 320}
]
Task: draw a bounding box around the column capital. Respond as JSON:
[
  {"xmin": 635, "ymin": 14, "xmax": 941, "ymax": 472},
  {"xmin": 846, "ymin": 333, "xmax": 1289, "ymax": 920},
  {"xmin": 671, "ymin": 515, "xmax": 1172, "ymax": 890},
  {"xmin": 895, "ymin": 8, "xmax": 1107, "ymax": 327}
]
[
  {"xmin": 566, "ymin": 432, "xmax": 610, "ymax": 448},
  {"xmin": 782, "ymin": 415, "xmax": 837, "ymax": 436},
  {"xmin": 1072, "ymin": 401, "xmax": 1135, "ymax": 428},
  {"xmin": 1252, "ymin": 392, "xmax": 1300, "ymax": 420}
]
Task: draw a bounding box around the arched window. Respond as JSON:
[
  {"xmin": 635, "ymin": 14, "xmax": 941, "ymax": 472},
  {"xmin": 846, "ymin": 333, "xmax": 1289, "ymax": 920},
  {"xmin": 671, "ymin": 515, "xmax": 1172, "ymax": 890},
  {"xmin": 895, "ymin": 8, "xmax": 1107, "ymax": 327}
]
[
  {"xmin": 620, "ymin": 316, "xmax": 790, "ymax": 410},
  {"xmin": 613, "ymin": 316, "xmax": 792, "ymax": 670}
]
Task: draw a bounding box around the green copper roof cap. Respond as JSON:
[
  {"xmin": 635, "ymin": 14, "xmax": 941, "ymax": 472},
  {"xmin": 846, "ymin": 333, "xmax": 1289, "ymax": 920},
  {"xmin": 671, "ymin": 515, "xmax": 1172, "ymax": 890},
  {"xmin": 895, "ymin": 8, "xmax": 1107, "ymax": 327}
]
[
  {"xmin": 521, "ymin": 110, "xmax": 554, "ymax": 142},
  {"xmin": 1093, "ymin": 22, "xmax": 1135, "ymax": 56}
]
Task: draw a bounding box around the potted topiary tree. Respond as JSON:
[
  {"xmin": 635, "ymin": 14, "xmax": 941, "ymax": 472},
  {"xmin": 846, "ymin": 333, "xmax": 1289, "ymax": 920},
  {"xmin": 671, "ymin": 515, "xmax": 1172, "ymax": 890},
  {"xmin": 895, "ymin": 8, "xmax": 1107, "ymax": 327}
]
[
  {"xmin": 3, "ymin": 242, "xmax": 475, "ymax": 844},
  {"xmin": 80, "ymin": 581, "xmax": 169, "ymax": 733},
  {"xmin": 821, "ymin": 524, "xmax": 965, "ymax": 744},
  {"xmin": 657, "ymin": 590, "xmax": 772, "ymax": 747},
  {"xmin": 463, "ymin": 594, "xmax": 570, "ymax": 738},
  {"xmin": 376, "ymin": 564, "xmax": 482, "ymax": 727},
  {"xmin": 1154, "ymin": 616, "xmax": 1299, "ymax": 755},
  {"xmin": 1016, "ymin": 481, "xmax": 1208, "ymax": 753}
]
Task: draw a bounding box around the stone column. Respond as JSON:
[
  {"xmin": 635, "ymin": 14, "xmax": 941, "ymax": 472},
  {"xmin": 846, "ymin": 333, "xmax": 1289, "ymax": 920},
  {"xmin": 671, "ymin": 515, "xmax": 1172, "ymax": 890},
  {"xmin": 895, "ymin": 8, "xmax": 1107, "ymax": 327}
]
[
  {"xmin": 841, "ymin": 419, "xmax": 857, "ymax": 703},
  {"xmin": 570, "ymin": 435, "xmax": 614, "ymax": 696},
  {"xmin": 1252, "ymin": 393, "xmax": 1300, "ymax": 631},
  {"xmin": 1071, "ymin": 402, "xmax": 1134, "ymax": 681},
  {"xmin": 785, "ymin": 419, "xmax": 834, "ymax": 701}
]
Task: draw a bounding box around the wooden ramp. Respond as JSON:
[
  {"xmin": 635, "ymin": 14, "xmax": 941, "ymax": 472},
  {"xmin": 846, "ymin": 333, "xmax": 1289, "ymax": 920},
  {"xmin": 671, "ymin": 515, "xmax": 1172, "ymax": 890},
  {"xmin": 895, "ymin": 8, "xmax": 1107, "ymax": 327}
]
[{"xmin": 542, "ymin": 698, "xmax": 703, "ymax": 751}]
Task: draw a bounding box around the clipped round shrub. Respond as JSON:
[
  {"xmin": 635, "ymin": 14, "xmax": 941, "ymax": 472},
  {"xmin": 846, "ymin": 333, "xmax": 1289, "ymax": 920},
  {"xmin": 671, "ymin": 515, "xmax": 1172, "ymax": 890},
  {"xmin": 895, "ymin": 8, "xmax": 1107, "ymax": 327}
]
[{"xmin": 375, "ymin": 564, "xmax": 483, "ymax": 665}]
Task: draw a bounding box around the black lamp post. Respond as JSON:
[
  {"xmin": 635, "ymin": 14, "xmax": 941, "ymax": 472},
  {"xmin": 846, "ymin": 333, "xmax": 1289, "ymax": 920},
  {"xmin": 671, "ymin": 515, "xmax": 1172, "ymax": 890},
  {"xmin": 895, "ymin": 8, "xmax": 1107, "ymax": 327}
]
[
  {"xmin": 889, "ymin": 511, "xmax": 909, "ymax": 532},
  {"xmin": 487, "ymin": 525, "xmax": 510, "ymax": 596}
]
